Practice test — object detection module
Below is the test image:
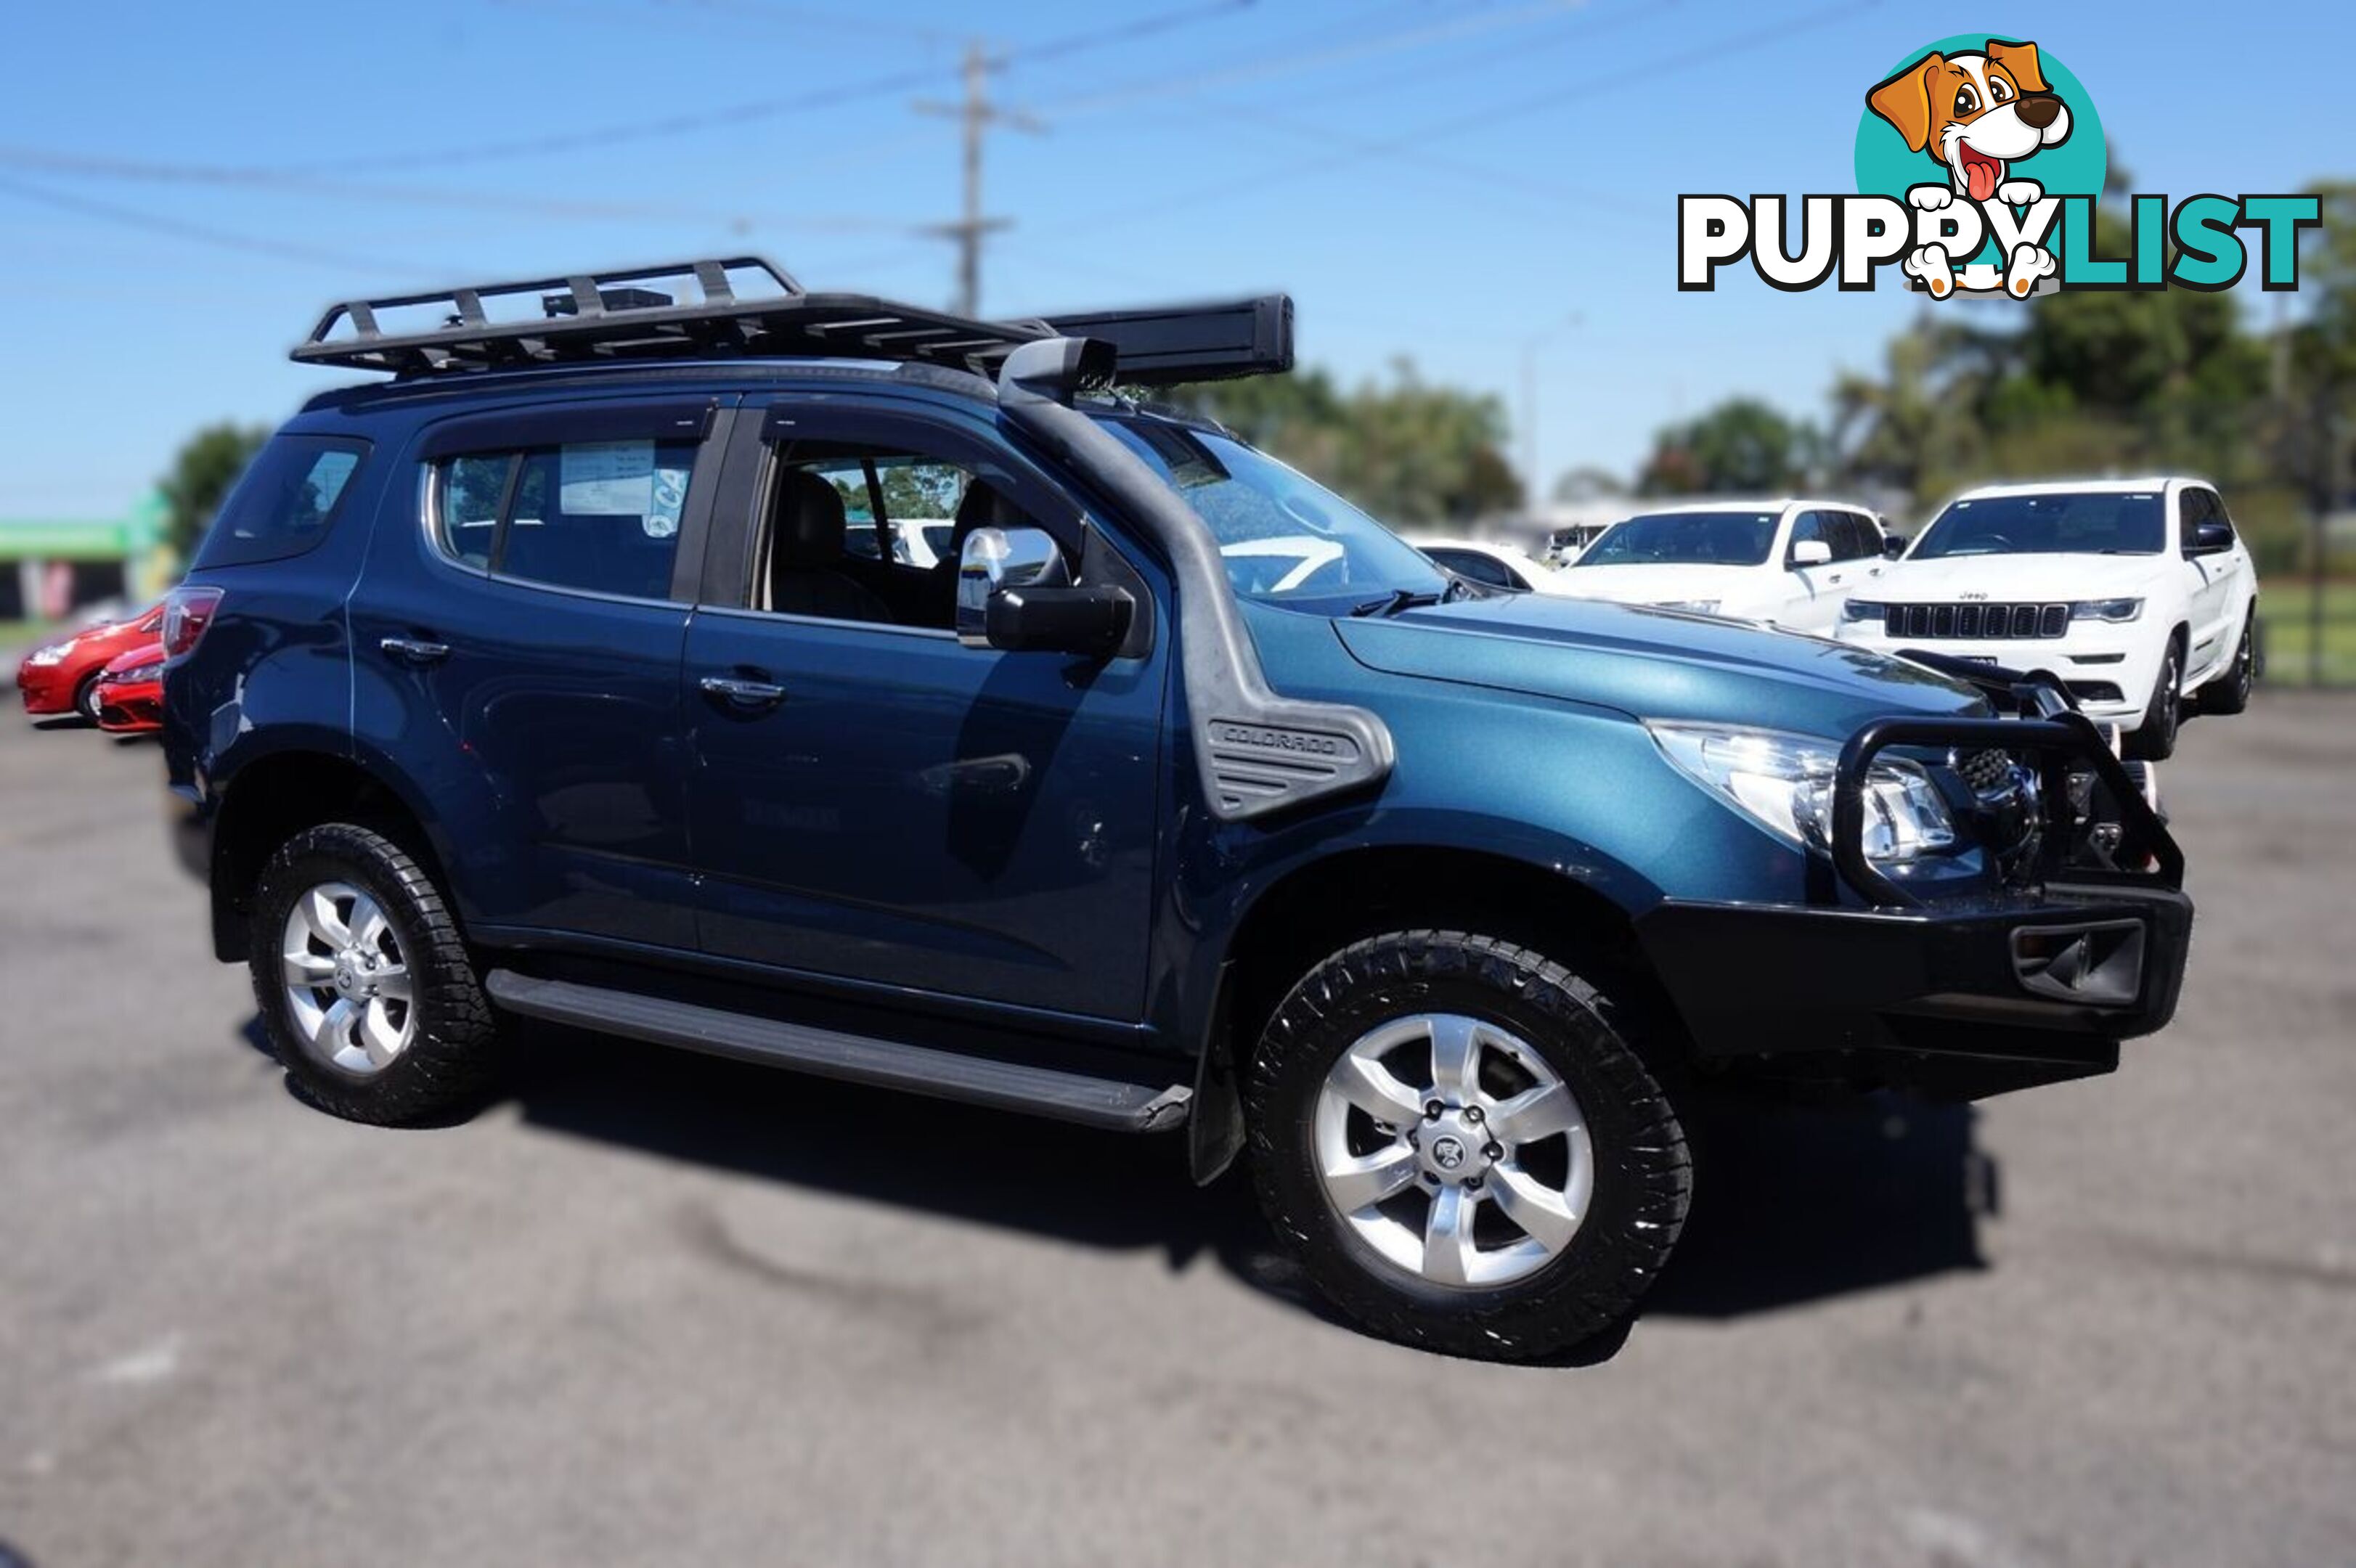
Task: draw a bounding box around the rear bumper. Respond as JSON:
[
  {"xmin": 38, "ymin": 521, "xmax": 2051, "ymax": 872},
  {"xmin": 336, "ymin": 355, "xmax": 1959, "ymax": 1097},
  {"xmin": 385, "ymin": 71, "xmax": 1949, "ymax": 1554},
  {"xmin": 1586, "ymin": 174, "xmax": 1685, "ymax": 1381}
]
[
  {"xmin": 1635, "ymin": 882, "xmax": 2193, "ymax": 1097},
  {"xmin": 166, "ymin": 780, "xmax": 211, "ymax": 882}
]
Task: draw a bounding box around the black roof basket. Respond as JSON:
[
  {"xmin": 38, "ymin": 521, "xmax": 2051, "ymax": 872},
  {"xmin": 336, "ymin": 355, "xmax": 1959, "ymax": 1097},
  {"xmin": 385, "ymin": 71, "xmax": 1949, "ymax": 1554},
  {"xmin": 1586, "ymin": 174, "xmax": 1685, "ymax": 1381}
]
[{"xmin": 291, "ymin": 256, "xmax": 1291, "ymax": 387}]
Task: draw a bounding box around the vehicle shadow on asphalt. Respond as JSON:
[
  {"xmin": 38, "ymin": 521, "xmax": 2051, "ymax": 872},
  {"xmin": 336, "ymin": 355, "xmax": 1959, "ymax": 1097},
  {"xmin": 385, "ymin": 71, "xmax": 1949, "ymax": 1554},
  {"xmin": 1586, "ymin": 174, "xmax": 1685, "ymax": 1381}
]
[
  {"xmin": 241, "ymin": 1014, "xmax": 1994, "ymax": 1360},
  {"xmin": 495, "ymin": 1021, "xmax": 1991, "ymax": 1352}
]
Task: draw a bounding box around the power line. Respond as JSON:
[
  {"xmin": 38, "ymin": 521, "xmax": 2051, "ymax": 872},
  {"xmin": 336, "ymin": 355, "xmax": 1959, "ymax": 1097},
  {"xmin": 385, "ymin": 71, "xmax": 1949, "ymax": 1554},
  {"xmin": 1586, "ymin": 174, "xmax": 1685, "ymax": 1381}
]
[
  {"xmin": 1042, "ymin": 0, "xmax": 1589, "ymax": 118},
  {"xmin": 249, "ymin": 0, "xmax": 1253, "ymax": 178},
  {"xmin": 1026, "ymin": 0, "xmax": 1880, "ymax": 242},
  {"xmin": 0, "ymin": 173, "xmax": 449, "ymax": 276},
  {"xmin": 0, "ymin": 145, "xmax": 906, "ymax": 232}
]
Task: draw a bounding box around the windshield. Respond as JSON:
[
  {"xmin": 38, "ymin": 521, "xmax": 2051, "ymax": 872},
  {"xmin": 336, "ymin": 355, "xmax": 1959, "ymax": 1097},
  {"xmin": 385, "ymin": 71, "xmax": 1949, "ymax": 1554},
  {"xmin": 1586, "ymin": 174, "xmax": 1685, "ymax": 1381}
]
[
  {"xmin": 1095, "ymin": 415, "xmax": 1446, "ymax": 607},
  {"xmin": 1912, "ymin": 491, "xmax": 2165, "ymax": 558},
  {"xmin": 1573, "ymin": 510, "xmax": 1780, "ymax": 568}
]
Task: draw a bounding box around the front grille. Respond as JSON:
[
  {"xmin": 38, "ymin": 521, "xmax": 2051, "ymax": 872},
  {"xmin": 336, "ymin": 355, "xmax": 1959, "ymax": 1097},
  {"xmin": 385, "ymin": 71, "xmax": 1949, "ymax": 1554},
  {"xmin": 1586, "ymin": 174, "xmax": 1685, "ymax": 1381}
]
[{"xmin": 1886, "ymin": 602, "xmax": 2069, "ymax": 640}]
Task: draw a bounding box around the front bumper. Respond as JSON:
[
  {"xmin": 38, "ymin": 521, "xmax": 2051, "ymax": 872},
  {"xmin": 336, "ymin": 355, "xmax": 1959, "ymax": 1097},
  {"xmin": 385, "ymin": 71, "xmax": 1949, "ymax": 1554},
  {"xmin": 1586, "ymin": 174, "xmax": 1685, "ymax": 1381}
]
[
  {"xmin": 15, "ymin": 658, "xmax": 74, "ymax": 714},
  {"xmin": 1840, "ymin": 629, "xmax": 2158, "ymax": 726},
  {"xmin": 1635, "ymin": 882, "xmax": 2192, "ymax": 1097},
  {"xmin": 1637, "ymin": 674, "xmax": 2193, "ymax": 1098},
  {"xmin": 95, "ymin": 679, "xmax": 163, "ymax": 733}
]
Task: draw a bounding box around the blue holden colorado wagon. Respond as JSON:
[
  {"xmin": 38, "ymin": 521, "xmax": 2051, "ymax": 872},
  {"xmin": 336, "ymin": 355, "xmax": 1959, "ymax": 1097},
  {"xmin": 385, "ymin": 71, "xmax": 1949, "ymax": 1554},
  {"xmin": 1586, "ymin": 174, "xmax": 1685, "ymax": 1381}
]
[{"xmin": 161, "ymin": 259, "xmax": 2192, "ymax": 1359}]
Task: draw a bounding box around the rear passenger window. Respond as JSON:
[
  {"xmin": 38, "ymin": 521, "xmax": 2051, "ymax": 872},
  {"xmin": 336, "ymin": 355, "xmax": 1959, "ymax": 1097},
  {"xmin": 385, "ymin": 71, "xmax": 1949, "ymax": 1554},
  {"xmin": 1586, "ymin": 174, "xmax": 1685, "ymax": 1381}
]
[
  {"xmin": 431, "ymin": 438, "xmax": 696, "ymax": 600},
  {"xmin": 195, "ymin": 436, "xmax": 369, "ymax": 569}
]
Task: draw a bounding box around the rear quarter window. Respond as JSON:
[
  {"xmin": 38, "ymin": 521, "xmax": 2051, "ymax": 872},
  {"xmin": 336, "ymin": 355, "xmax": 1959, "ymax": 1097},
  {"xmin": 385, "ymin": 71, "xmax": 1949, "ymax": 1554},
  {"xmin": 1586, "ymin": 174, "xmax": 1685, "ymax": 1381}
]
[{"xmin": 192, "ymin": 435, "xmax": 370, "ymax": 569}]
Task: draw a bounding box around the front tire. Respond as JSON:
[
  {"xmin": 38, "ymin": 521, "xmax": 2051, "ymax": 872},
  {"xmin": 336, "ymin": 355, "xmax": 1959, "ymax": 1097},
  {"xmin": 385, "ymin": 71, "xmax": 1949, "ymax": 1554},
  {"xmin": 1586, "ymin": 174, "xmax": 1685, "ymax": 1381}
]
[
  {"xmin": 1245, "ymin": 931, "xmax": 1691, "ymax": 1360},
  {"xmin": 2127, "ymin": 638, "xmax": 2183, "ymax": 761},
  {"xmin": 76, "ymin": 672, "xmax": 105, "ymax": 722},
  {"xmin": 248, "ymin": 823, "xmax": 502, "ymax": 1124}
]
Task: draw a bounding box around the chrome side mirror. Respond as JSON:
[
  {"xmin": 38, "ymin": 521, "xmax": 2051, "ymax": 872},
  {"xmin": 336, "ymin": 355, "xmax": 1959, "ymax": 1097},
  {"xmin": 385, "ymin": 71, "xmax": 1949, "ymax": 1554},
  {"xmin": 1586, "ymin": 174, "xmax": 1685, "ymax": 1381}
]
[
  {"xmin": 956, "ymin": 525, "xmax": 1133, "ymax": 657},
  {"xmin": 957, "ymin": 526, "xmax": 1069, "ymax": 648}
]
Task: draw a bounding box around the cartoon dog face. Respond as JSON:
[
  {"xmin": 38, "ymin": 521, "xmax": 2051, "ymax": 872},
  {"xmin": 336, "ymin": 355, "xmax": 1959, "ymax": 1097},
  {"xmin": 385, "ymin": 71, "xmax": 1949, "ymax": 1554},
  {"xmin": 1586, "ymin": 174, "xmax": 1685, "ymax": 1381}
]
[{"xmin": 1867, "ymin": 38, "xmax": 2071, "ymax": 203}]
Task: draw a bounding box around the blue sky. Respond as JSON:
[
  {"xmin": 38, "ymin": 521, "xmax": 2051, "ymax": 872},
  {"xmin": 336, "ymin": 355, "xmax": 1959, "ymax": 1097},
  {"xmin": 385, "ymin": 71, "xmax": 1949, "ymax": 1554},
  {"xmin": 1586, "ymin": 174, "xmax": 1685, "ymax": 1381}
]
[{"xmin": 1, "ymin": 0, "xmax": 2347, "ymax": 518}]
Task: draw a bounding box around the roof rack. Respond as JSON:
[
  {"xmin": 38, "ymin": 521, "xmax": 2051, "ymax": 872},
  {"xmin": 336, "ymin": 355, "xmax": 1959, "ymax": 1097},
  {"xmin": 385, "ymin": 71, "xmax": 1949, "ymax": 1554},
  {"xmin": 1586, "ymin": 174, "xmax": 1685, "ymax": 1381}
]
[{"xmin": 291, "ymin": 256, "xmax": 1291, "ymax": 387}]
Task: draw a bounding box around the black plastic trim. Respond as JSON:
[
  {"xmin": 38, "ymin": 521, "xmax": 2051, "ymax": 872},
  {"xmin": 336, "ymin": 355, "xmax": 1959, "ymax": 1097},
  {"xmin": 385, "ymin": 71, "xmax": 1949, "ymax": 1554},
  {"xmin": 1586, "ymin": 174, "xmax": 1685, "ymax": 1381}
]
[
  {"xmin": 486, "ymin": 971, "xmax": 1191, "ymax": 1132},
  {"xmin": 993, "ymin": 340, "xmax": 1394, "ymax": 822}
]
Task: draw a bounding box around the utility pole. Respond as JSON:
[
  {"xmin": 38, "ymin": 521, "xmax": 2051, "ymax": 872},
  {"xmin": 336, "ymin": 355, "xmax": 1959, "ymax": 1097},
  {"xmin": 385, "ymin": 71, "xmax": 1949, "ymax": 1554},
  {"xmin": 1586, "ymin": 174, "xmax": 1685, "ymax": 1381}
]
[{"xmin": 916, "ymin": 40, "xmax": 1042, "ymax": 319}]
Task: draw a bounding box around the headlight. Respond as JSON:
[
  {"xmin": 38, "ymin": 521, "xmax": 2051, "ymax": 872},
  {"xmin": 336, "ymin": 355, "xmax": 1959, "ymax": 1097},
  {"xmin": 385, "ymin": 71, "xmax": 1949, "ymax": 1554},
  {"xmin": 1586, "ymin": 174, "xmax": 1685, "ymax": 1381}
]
[
  {"xmin": 117, "ymin": 662, "xmax": 165, "ymax": 683},
  {"xmin": 2069, "ymin": 597, "xmax": 2143, "ymax": 623},
  {"xmin": 1647, "ymin": 720, "xmax": 1957, "ymax": 862},
  {"xmin": 25, "ymin": 643, "xmax": 70, "ymax": 666},
  {"xmin": 1841, "ymin": 600, "xmax": 1886, "ymax": 623},
  {"xmin": 1652, "ymin": 599, "xmax": 1721, "ymax": 616}
]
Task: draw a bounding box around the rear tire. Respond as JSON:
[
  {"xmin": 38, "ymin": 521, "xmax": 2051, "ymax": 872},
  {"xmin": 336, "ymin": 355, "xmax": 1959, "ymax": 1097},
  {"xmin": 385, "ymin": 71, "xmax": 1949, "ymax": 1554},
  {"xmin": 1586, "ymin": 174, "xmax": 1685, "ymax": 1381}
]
[
  {"xmin": 248, "ymin": 822, "xmax": 502, "ymax": 1124},
  {"xmin": 1245, "ymin": 930, "xmax": 1690, "ymax": 1361},
  {"xmin": 2126, "ymin": 638, "xmax": 2183, "ymax": 761},
  {"xmin": 2200, "ymin": 613, "xmax": 2256, "ymax": 716}
]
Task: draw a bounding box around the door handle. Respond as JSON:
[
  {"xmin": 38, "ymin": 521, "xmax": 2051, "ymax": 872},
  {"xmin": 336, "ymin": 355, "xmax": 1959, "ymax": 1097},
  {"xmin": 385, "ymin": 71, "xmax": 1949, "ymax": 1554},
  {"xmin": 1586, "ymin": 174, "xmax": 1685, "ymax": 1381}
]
[
  {"xmin": 1828, "ymin": 573, "xmax": 1845, "ymax": 585},
  {"xmin": 380, "ymin": 637, "xmax": 451, "ymax": 666},
  {"xmin": 699, "ymin": 674, "xmax": 788, "ymax": 711}
]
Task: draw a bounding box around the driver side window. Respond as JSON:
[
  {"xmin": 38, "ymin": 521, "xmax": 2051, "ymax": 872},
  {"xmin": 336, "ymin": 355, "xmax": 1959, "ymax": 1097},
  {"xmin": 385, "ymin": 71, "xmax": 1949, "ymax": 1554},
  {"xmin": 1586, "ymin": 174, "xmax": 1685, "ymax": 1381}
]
[
  {"xmin": 749, "ymin": 440, "xmax": 1038, "ymax": 630},
  {"xmin": 2179, "ymin": 488, "xmax": 2232, "ymax": 552},
  {"xmin": 1786, "ymin": 511, "xmax": 1828, "ymax": 565}
]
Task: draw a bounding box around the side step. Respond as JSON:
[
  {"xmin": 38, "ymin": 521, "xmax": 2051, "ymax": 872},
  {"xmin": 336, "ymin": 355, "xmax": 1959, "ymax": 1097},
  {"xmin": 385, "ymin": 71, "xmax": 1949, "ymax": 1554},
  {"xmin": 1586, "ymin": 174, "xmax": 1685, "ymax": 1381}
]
[{"xmin": 484, "ymin": 971, "xmax": 1191, "ymax": 1133}]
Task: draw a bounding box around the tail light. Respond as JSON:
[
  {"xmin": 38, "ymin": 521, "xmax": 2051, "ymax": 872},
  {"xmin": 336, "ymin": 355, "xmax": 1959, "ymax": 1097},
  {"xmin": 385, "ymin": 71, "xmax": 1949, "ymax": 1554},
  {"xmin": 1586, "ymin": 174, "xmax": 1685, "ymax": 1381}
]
[{"xmin": 161, "ymin": 584, "xmax": 226, "ymax": 662}]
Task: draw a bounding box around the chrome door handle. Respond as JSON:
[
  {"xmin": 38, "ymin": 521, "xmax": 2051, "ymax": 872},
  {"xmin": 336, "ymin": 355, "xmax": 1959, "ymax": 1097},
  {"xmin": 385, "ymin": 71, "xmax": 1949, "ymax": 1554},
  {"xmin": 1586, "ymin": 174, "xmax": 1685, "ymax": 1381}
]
[
  {"xmin": 699, "ymin": 675, "xmax": 788, "ymax": 711},
  {"xmin": 380, "ymin": 637, "xmax": 451, "ymax": 666}
]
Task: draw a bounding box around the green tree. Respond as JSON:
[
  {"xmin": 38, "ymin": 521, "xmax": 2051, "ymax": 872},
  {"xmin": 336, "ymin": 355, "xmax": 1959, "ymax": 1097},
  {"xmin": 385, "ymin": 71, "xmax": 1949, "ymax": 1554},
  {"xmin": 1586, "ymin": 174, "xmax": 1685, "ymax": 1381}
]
[
  {"xmin": 1638, "ymin": 397, "xmax": 1818, "ymax": 495},
  {"xmin": 1159, "ymin": 359, "xmax": 1520, "ymax": 527},
  {"xmin": 162, "ymin": 422, "xmax": 270, "ymax": 564}
]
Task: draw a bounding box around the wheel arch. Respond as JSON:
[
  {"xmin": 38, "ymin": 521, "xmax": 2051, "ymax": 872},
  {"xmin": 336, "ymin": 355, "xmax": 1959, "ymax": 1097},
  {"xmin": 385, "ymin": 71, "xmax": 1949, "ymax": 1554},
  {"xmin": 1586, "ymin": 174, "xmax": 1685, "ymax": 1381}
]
[
  {"xmin": 207, "ymin": 748, "xmax": 455, "ymax": 963},
  {"xmin": 1188, "ymin": 841, "xmax": 1679, "ymax": 1183}
]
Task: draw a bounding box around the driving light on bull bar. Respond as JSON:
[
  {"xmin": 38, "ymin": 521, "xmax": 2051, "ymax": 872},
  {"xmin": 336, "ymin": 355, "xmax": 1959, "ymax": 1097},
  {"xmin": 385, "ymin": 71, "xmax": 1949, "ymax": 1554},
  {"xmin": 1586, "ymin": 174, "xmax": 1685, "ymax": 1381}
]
[{"xmin": 1645, "ymin": 720, "xmax": 1956, "ymax": 862}]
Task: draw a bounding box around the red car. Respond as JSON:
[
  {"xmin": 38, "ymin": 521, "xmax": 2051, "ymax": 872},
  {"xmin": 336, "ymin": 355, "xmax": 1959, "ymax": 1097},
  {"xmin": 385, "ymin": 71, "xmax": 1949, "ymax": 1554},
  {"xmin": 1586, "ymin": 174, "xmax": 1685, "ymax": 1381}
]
[
  {"xmin": 91, "ymin": 642, "xmax": 166, "ymax": 734},
  {"xmin": 15, "ymin": 604, "xmax": 166, "ymax": 720}
]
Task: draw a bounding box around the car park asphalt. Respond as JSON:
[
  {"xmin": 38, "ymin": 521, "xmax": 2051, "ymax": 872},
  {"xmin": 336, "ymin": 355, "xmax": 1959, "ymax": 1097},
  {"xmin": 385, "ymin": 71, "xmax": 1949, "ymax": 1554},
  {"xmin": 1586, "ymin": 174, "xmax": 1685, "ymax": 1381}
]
[{"xmin": 1, "ymin": 698, "xmax": 2350, "ymax": 1568}]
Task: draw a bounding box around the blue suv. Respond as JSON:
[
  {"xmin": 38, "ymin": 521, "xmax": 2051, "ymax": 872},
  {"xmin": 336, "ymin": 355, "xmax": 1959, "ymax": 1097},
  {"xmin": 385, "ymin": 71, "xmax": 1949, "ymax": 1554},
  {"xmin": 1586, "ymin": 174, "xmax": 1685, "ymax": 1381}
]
[{"xmin": 161, "ymin": 259, "xmax": 2192, "ymax": 1359}]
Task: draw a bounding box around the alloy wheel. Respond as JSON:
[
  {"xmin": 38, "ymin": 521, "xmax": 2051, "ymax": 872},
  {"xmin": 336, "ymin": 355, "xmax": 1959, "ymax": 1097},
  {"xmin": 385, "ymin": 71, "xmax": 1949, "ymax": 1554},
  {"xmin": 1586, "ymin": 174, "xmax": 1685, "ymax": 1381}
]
[
  {"xmin": 280, "ymin": 881, "xmax": 415, "ymax": 1077},
  {"xmin": 1313, "ymin": 1012, "xmax": 1592, "ymax": 1289}
]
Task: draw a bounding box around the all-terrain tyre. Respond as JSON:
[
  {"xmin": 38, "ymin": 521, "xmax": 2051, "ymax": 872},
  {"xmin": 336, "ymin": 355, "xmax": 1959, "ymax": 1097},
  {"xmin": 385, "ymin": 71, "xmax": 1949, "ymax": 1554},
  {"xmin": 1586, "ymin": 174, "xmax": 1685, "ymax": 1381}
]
[
  {"xmin": 2126, "ymin": 637, "xmax": 2184, "ymax": 761},
  {"xmin": 1245, "ymin": 930, "xmax": 1691, "ymax": 1360},
  {"xmin": 248, "ymin": 822, "xmax": 503, "ymax": 1124}
]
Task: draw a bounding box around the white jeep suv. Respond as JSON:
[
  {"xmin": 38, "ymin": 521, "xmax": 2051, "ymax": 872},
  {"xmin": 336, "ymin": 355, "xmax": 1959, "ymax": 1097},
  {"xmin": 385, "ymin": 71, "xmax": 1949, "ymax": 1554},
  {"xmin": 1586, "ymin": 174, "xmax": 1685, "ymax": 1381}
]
[
  {"xmin": 1838, "ymin": 478, "xmax": 2259, "ymax": 759},
  {"xmin": 1555, "ymin": 499, "xmax": 1892, "ymax": 634}
]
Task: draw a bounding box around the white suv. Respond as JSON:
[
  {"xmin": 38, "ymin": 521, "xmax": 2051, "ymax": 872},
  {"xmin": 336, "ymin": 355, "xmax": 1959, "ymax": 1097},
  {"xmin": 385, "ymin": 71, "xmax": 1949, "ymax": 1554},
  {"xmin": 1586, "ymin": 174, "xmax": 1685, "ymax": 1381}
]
[
  {"xmin": 1838, "ymin": 478, "xmax": 2259, "ymax": 759},
  {"xmin": 1555, "ymin": 499, "xmax": 1892, "ymax": 634}
]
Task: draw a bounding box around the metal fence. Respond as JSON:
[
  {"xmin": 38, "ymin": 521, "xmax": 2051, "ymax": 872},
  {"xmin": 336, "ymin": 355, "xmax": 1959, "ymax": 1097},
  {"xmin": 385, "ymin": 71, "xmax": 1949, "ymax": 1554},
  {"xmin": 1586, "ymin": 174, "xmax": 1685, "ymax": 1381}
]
[{"xmin": 2260, "ymin": 579, "xmax": 2356, "ymax": 687}]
